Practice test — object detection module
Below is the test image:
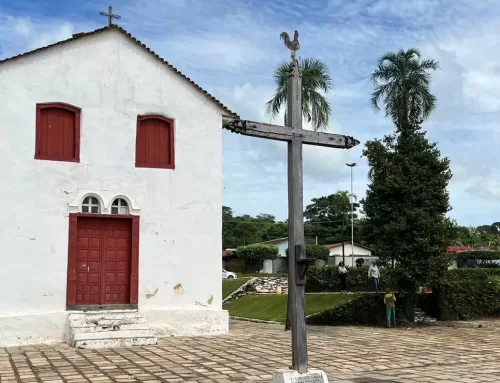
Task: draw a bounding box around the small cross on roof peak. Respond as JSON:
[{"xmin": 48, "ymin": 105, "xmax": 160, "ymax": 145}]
[{"xmin": 99, "ymin": 5, "xmax": 121, "ymax": 27}]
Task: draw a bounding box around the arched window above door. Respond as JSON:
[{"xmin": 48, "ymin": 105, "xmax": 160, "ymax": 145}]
[
  {"xmin": 82, "ymin": 196, "xmax": 100, "ymax": 214},
  {"xmin": 111, "ymin": 198, "xmax": 129, "ymax": 215}
]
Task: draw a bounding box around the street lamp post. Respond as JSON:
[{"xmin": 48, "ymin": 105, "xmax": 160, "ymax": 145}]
[{"xmin": 346, "ymin": 162, "xmax": 357, "ymax": 268}]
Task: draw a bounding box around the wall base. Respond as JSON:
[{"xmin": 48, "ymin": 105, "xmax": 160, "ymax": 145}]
[
  {"xmin": 0, "ymin": 308, "xmax": 229, "ymax": 347},
  {"xmin": 143, "ymin": 308, "xmax": 229, "ymax": 336},
  {"xmin": 0, "ymin": 311, "xmax": 68, "ymax": 347}
]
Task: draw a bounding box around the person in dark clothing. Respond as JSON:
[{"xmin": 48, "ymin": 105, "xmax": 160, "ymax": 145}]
[{"xmin": 338, "ymin": 261, "xmax": 348, "ymax": 292}]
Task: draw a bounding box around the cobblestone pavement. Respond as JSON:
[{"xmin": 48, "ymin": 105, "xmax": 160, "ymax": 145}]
[{"xmin": 1, "ymin": 320, "xmax": 500, "ymax": 382}]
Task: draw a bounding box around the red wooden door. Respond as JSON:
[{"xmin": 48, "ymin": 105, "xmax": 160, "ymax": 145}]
[
  {"xmin": 74, "ymin": 217, "xmax": 132, "ymax": 306},
  {"xmin": 102, "ymin": 219, "xmax": 132, "ymax": 304},
  {"xmin": 75, "ymin": 218, "xmax": 103, "ymax": 305}
]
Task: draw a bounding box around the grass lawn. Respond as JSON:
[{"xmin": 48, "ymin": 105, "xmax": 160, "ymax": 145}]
[
  {"xmin": 222, "ymin": 278, "xmax": 249, "ymax": 299},
  {"xmin": 223, "ymin": 294, "xmax": 360, "ymax": 322}
]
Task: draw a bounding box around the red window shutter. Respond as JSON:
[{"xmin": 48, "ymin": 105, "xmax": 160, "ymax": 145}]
[
  {"xmin": 35, "ymin": 103, "xmax": 81, "ymax": 162},
  {"xmin": 135, "ymin": 115, "xmax": 175, "ymax": 169}
]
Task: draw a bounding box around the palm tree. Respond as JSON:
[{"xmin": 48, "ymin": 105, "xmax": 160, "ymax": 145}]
[
  {"xmin": 371, "ymin": 48, "xmax": 439, "ymax": 131},
  {"xmin": 367, "ymin": 48, "xmax": 439, "ymax": 180},
  {"xmin": 266, "ymin": 57, "xmax": 332, "ymax": 131}
]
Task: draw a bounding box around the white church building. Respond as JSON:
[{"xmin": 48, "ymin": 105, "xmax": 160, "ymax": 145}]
[{"xmin": 0, "ymin": 26, "xmax": 235, "ymax": 347}]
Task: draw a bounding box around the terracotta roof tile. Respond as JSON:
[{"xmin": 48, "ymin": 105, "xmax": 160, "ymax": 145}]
[
  {"xmin": 446, "ymin": 245, "xmax": 491, "ymax": 254},
  {"xmin": 0, "ymin": 25, "xmax": 238, "ymax": 119}
]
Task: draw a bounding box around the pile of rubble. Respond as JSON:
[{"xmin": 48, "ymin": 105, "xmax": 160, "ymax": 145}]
[
  {"xmin": 252, "ymin": 277, "xmax": 288, "ymax": 294},
  {"xmin": 222, "ymin": 276, "xmax": 289, "ymax": 305}
]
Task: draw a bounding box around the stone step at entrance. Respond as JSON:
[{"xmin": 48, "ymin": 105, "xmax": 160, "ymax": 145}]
[{"xmin": 67, "ymin": 310, "xmax": 157, "ymax": 349}]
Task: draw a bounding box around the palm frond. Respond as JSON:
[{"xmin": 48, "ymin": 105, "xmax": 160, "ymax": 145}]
[
  {"xmin": 308, "ymin": 90, "xmax": 331, "ymax": 131},
  {"xmin": 265, "ymin": 88, "xmax": 287, "ymax": 119},
  {"xmin": 369, "ymin": 48, "xmax": 439, "ymax": 129},
  {"xmin": 266, "ymin": 57, "xmax": 332, "ymax": 130}
]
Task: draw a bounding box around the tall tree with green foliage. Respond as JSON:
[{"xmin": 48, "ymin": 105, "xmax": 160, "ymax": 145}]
[
  {"xmin": 362, "ymin": 48, "xmax": 451, "ymax": 319},
  {"xmin": 265, "ymin": 57, "xmax": 332, "ymax": 131},
  {"xmin": 222, "ymin": 206, "xmax": 287, "ymax": 249},
  {"xmin": 450, "ymin": 222, "xmax": 500, "ymax": 248},
  {"xmin": 304, "ymin": 191, "xmax": 360, "ymax": 244}
]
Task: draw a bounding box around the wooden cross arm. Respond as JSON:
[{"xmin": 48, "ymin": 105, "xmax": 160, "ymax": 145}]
[{"xmin": 223, "ymin": 119, "xmax": 360, "ymax": 149}]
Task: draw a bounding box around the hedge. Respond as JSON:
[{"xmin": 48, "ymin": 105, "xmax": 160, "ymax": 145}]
[
  {"xmin": 456, "ymin": 251, "xmax": 500, "ymax": 260},
  {"xmin": 307, "ymin": 294, "xmax": 409, "ymax": 326},
  {"xmin": 423, "ymin": 278, "xmax": 500, "ymax": 321},
  {"xmin": 444, "ymin": 268, "xmax": 500, "ymax": 282},
  {"xmin": 306, "ymin": 266, "xmax": 397, "ymax": 292},
  {"xmin": 305, "ymin": 266, "xmax": 500, "ymax": 293},
  {"xmin": 284, "ymin": 245, "xmax": 330, "ymax": 261},
  {"xmin": 305, "ymin": 268, "xmax": 500, "ymax": 324}
]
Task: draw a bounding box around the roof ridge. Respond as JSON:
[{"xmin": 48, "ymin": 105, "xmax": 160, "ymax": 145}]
[{"xmin": 0, "ymin": 25, "xmax": 238, "ymax": 118}]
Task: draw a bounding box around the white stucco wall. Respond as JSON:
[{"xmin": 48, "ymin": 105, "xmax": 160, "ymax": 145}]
[
  {"xmin": 328, "ymin": 245, "xmax": 372, "ymax": 257},
  {"xmin": 0, "ymin": 29, "xmax": 227, "ymax": 343},
  {"xmin": 261, "ymin": 259, "xmax": 274, "ymax": 274},
  {"xmin": 328, "ymin": 245, "xmax": 375, "ymax": 267}
]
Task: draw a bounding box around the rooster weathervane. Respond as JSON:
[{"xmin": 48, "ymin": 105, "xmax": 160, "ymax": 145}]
[{"xmin": 280, "ymin": 30, "xmax": 300, "ymax": 70}]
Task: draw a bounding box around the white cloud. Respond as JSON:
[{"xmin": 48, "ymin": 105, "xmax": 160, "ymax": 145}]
[{"xmin": 2, "ymin": 0, "xmax": 500, "ymax": 225}]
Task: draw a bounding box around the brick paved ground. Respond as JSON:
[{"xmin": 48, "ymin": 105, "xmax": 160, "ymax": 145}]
[{"xmin": 1, "ymin": 320, "xmax": 500, "ymax": 383}]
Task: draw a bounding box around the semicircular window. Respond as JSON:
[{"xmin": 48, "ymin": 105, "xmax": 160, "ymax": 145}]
[
  {"xmin": 111, "ymin": 198, "xmax": 129, "ymax": 215},
  {"xmin": 82, "ymin": 196, "xmax": 100, "ymax": 214}
]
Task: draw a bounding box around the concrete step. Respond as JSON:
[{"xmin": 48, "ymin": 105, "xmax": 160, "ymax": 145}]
[
  {"xmin": 74, "ymin": 337, "xmax": 156, "ymax": 349},
  {"xmin": 71, "ymin": 323, "xmax": 150, "ymax": 333},
  {"xmin": 70, "ymin": 317, "xmax": 148, "ymax": 326},
  {"xmin": 71, "ymin": 311, "xmax": 141, "ymax": 319},
  {"xmin": 73, "ymin": 330, "xmax": 155, "ymax": 341},
  {"xmin": 67, "ymin": 310, "xmax": 157, "ymax": 349}
]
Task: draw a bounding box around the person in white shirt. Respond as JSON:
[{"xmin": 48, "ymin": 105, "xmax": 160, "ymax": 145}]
[
  {"xmin": 338, "ymin": 261, "xmax": 348, "ymax": 292},
  {"xmin": 368, "ymin": 262, "xmax": 380, "ymax": 292}
]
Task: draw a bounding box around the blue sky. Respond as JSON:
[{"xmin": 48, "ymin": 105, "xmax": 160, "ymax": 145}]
[{"xmin": 2, "ymin": 0, "xmax": 500, "ymax": 226}]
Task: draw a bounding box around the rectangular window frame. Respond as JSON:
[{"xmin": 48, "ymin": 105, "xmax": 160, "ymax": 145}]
[
  {"xmin": 135, "ymin": 114, "xmax": 175, "ymax": 170},
  {"xmin": 35, "ymin": 102, "xmax": 81, "ymax": 163}
]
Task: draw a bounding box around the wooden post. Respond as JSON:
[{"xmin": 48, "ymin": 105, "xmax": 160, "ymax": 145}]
[
  {"xmin": 286, "ymin": 61, "xmax": 308, "ymax": 373},
  {"xmin": 222, "ymin": 30, "xmax": 360, "ymax": 378}
]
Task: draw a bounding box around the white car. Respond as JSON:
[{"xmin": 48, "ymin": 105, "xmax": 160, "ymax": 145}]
[{"xmin": 222, "ymin": 269, "xmax": 237, "ymax": 279}]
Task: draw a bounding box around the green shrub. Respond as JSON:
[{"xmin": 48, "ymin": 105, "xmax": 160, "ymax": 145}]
[
  {"xmin": 306, "ymin": 267, "xmax": 500, "ymax": 323},
  {"xmin": 444, "ymin": 268, "xmax": 500, "ymax": 282},
  {"xmin": 237, "ymin": 244, "xmax": 279, "ymax": 271},
  {"xmin": 284, "ymin": 245, "xmax": 330, "ymax": 261},
  {"xmin": 428, "ymin": 279, "xmax": 500, "ymax": 321},
  {"xmin": 305, "ymin": 244, "xmax": 330, "ymax": 261},
  {"xmin": 306, "ymin": 266, "xmax": 397, "ymax": 292},
  {"xmin": 456, "ymin": 251, "xmax": 500, "ymax": 260},
  {"xmin": 307, "ymin": 294, "xmax": 409, "ymax": 326}
]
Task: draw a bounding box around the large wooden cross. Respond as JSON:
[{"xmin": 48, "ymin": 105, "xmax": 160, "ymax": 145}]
[{"xmin": 223, "ymin": 31, "xmax": 360, "ymax": 374}]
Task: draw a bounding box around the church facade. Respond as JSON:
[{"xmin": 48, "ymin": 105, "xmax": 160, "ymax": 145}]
[{"xmin": 0, "ymin": 26, "xmax": 235, "ymax": 346}]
